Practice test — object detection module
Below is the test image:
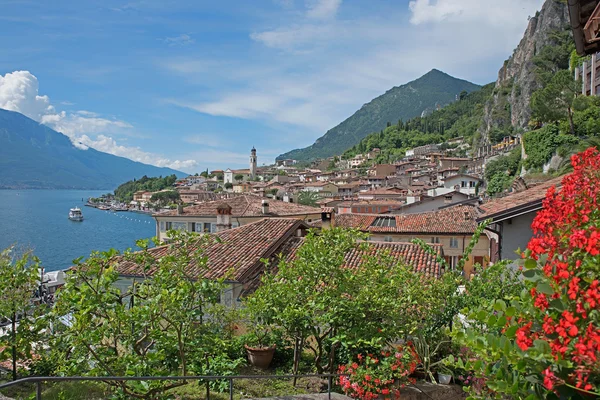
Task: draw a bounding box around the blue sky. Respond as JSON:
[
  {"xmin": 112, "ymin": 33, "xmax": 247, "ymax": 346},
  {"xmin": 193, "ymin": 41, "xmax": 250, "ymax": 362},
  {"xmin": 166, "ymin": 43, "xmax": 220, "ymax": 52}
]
[{"xmin": 0, "ymin": 0, "xmax": 544, "ymax": 173}]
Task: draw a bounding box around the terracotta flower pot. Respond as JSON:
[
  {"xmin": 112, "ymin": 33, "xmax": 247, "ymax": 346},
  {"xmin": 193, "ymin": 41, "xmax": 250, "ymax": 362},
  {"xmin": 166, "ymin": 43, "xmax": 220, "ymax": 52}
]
[{"xmin": 245, "ymin": 344, "xmax": 276, "ymax": 369}]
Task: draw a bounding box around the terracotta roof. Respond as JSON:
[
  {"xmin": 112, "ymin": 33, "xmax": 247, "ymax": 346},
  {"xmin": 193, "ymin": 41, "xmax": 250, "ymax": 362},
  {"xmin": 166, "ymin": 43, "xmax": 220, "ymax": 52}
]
[
  {"xmin": 334, "ymin": 205, "xmax": 478, "ymax": 234},
  {"xmin": 115, "ymin": 219, "xmax": 444, "ymax": 297},
  {"xmin": 361, "ymin": 187, "xmax": 405, "ymax": 195},
  {"xmin": 260, "ymin": 238, "xmax": 443, "ymax": 277},
  {"xmin": 346, "ymin": 242, "xmax": 443, "ymax": 277},
  {"xmin": 304, "ymin": 182, "xmax": 337, "ymax": 187},
  {"xmin": 337, "ymin": 200, "xmax": 405, "ymax": 207},
  {"xmin": 156, "ymin": 194, "xmax": 320, "ymax": 217},
  {"xmin": 444, "ymin": 174, "xmax": 482, "ymax": 181},
  {"xmin": 115, "ymin": 218, "xmax": 308, "ymax": 283},
  {"xmin": 477, "ymin": 176, "xmax": 563, "ymax": 221}
]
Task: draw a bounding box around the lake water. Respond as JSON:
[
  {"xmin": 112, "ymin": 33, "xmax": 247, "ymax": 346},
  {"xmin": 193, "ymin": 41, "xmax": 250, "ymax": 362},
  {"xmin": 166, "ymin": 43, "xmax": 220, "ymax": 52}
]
[{"xmin": 0, "ymin": 190, "xmax": 156, "ymax": 271}]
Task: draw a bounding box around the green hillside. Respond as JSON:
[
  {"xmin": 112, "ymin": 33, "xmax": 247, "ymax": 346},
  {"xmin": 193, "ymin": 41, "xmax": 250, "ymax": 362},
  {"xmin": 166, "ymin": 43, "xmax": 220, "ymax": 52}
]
[
  {"xmin": 343, "ymin": 83, "xmax": 495, "ymax": 163},
  {"xmin": 277, "ymin": 69, "xmax": 481, "ymax": 162}
]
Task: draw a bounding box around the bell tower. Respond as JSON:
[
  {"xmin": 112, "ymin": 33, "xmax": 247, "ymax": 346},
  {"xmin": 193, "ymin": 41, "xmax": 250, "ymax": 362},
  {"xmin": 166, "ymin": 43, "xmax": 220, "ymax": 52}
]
[{"xmin": 250, "ymin": 147, "xmax": 257, "ymax": 179}]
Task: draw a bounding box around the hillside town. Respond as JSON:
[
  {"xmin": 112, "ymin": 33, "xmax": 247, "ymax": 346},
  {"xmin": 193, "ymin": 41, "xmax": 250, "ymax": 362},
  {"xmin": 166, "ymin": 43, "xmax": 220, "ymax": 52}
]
[
  {"xmin": 1, "ymin": 0, "xmax": 600, "ymax": 399},
  {"xmin": 116, "ymin": 137, "xmax": 556, "ymax": 283}
]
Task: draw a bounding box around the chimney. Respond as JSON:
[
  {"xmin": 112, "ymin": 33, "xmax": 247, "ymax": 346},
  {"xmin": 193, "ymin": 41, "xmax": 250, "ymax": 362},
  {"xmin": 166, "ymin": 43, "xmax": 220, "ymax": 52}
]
[
  {"xmin": 216, "ymin": 203, "xmax": 232, "ymax": 232},
  {"xmin": 177, "ymin": 204, "xmax": 184, "ymax": 215},
  {"xmin": 261, "ymin": 199, "xmax": 269, "ymax": 215},
  {"xmin": 321, "ymin": 210, "xmax": 334, "ymax": 230}
]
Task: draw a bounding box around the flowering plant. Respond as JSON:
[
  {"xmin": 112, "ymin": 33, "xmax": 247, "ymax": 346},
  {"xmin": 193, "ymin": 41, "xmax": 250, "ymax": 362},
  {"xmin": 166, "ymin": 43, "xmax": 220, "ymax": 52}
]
[
  {"xmin": 338, "ymin": 347, "xmax": 417, "ymax": 400},
  {"xmin": 450, "ymin": 148, "xmax": 600, "ymax": 399},
  {"xmin": 516, "ymin": 147, "xmax": 600, "ymax": 396}
]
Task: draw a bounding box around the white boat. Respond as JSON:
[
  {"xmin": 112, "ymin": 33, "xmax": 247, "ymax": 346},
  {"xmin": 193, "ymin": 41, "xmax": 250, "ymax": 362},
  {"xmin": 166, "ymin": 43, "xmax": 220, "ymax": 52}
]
[{"xmin": 68, "ymin": 207, "xmax": 84, "ymax": 221}]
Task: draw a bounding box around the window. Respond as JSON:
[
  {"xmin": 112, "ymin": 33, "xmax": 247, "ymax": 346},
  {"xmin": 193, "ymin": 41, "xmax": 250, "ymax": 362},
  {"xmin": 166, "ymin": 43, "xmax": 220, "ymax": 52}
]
[
  {"xmin": 461, "ymin": 181, "xmax": 467, "ymax": 188},
  {"xmin": 443, "ymin": 256, "xmax": 459, "ymax": 270},
  {"xmin": 469, "ymin": 181, "xmax": 476, "ymax": 188},
  {"xmin": 232, "ymin": 222, "xmax": 240, "ymax": 228},
  {"xmin": 431, "ymin": 237, "xmax": 440, "ymax": 244},
  {"xmin": 450, "ymin": 237, "xmax": 459, "ymax": 248},
  {"xmin": 165, "ymin": 221, "xmax": 172, "ymax": 230},
  {"xmin": 203, "ymin": 222, "xmax": 211, "ymax": 233},
  {"xmin": 190, "ymin": 222, "xmax": 196, "ymax": 232},
  {"xmin": 371, "ymin": 217, "xmax": 397, "ymax": 228},
  {"xmin": 172, "ymin": 222, "xmax": 187, "ymax": 231},
  {"xmin": 384, "ymin": 236, "xmax": 393, "ymax": 242},
  {"xmin": 210, "ymin": 223, "xmax": 217, "ymax": 233},
  {"xmin": 160, "ymin": 221, "xmax": 165, "ymax": 231}
]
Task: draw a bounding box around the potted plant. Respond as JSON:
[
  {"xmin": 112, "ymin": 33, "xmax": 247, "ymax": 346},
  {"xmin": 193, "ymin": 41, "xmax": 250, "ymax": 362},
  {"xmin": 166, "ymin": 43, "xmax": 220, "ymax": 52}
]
[
  {"xmin": 413, "ymin": 335, "xmax": 451, "ymax": 384},
  {"xmin": 437, "ymin": 366, "xmax": 453, "ymax": 385},
  {"xmin": 243, "ymin": 326, "xmax": 276, "ymax": 369}
]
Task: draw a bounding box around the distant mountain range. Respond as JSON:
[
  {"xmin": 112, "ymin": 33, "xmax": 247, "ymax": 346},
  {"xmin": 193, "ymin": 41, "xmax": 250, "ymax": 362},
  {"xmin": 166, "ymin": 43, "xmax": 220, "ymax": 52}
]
[
  {"xmin": 277, "ymin": 69, "xmax": 481, "ymax": 161},
  {"xmin": 0, "ymin": 109, "xmax": 186, "ymax": 189}
]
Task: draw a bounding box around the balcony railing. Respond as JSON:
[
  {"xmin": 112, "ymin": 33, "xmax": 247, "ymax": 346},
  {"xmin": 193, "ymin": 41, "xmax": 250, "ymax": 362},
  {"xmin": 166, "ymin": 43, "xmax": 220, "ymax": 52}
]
[{"xmin": 0, "ymin": 373, "xmax": 341, "ymax": 400}]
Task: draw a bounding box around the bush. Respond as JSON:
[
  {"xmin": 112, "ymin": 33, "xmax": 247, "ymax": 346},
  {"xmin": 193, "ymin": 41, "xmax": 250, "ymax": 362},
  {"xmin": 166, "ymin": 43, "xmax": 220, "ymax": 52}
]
[
  {"xmin": 338, "ymin": 346, "xmax": 418, "ymax": 400},
  {"xmin": 451, "ymin": 148, "xmax": 600, "ymax": 398},
  {"xmin": 523, "ymin": 125, "xmax": 579, "ymax": 171}
]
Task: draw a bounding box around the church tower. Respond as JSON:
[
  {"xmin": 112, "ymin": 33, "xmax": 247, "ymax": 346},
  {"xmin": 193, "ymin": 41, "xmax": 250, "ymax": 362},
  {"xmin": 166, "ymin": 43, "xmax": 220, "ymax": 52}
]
[{"xmin": 250, "ymin": 147, "xmax": 257, "ymax": 179}]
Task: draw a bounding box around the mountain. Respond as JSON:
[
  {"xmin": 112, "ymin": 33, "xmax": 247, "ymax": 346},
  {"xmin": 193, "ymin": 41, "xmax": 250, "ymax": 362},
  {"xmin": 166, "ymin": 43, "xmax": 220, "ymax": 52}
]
[
  {"xmin": 342, "ymin": 83, "xmax": 495, "ymax": 163},
  {"xmin": 278, "ymin": 69, "xmax": 481, "ymax": 161},
  {"xmin": 0, "ymin": 109, "xmax": 186, "ymax": 189}
]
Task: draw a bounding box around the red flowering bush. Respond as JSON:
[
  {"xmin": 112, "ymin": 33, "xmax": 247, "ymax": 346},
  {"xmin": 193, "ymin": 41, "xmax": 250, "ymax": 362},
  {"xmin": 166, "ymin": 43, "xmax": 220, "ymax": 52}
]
[
  {"xmin": 516, "ymin": 147, "xmax": 600, "ymax": 395},
  {"xmin": 338, "ymin": 347, "xmax": 418, "ymax": 400},
  {"xmin": 451, "ymin": 148, "xmax": 600, "ymax": 399}
]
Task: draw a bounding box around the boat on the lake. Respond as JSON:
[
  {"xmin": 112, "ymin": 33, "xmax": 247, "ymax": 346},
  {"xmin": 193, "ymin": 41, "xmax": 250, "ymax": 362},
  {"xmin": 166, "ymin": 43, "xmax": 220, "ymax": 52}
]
[{"xmin": 68, "ymin": 207, "xmax": 84, "ymax": 221}]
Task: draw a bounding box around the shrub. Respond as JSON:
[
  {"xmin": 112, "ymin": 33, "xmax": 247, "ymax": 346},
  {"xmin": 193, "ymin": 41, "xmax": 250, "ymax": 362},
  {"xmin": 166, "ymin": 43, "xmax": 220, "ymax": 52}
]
[
  {"xmin": 338, "ymin": 346, "xmax": 418, "ymax": 400},
  {"xmin": 451, "ymin": 148, "xmax": 600, "ymax": 399},
  {"xmin": 523, "ymin": 125, "xmax": 579, "ymax": 170}
]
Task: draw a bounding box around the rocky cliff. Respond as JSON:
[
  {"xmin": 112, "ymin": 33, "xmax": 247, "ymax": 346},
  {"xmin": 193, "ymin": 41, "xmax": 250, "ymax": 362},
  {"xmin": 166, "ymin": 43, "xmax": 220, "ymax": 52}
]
[{"xmin": 479, "ymin": 0, "xmax": 571, "ymax": 145}]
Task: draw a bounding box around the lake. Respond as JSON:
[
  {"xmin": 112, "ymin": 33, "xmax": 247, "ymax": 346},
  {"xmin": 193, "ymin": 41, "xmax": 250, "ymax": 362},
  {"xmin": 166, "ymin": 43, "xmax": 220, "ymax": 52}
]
[{"xmin": 0, "ymin": 190, "xmax": 156, "ymax": 271}]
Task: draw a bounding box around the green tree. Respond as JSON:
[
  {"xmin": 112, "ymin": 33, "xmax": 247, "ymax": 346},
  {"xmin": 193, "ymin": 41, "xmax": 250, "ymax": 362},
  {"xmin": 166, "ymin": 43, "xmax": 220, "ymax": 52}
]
[
  {"xmin": 51, "ymin": 232, "xmax": 227, "ymax": 399},
  {"xmin": 224, "ymin": 182, "xmax": 233, "ymax": 190},
  {"xmin": 234, "ymin": 174, "xmax": 244, "ymax": 182},
  {"xmin": 531, "ymin": 70, "xmax": 581, "ymax": 135},
  {"xmin": 150, "ymin": 190, "xmax": 180, "ymax": 207},
  {"xmin": 0, "ymin": 248, "xmax": 44, "ymax": 381},
  {"xmin": 297, "ymin": 191, "xmax": 320, "ymax": 207},
  {"xmin": 245, "ymin": 228, "xmax": 465, "ymax": 375}
]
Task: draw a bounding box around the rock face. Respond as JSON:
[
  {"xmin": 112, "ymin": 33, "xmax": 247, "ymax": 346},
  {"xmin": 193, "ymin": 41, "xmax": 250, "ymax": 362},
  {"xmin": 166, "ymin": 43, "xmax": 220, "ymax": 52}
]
[{"xmin": 480, "ymin": 0, "xmax": 570, "ymax": 144}]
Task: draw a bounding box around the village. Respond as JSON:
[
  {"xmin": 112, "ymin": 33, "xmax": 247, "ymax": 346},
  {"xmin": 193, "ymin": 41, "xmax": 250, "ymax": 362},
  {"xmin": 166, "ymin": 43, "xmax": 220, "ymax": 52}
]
[
  {"xmin": 1, "ymin": 0, "xmax": 600, "ymax": 398},
  {"xmin": 121, "ymin": 136, "xmax": 537, "ymax": 281}
]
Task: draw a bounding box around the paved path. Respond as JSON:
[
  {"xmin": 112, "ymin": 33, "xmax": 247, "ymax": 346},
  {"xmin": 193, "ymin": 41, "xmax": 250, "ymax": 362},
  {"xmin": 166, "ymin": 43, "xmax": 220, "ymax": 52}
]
[{"xmin": 247, "ymin": 394, "xmax": 350, "ymax": 400}]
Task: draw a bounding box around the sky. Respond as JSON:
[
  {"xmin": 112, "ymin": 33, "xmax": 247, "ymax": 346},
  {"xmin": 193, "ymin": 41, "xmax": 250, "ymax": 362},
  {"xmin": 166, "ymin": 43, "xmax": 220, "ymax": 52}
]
[{"xmin": 0, "ymin": 0, "xmax": 545, "ymax": 173}]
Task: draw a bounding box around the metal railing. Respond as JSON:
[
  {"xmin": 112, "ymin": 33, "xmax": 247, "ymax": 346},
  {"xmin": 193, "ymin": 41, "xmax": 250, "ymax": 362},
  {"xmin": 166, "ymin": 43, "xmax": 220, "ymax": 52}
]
[{"xmin": 0, "ymin": 373, "xmax": 342, "ymax": 400}]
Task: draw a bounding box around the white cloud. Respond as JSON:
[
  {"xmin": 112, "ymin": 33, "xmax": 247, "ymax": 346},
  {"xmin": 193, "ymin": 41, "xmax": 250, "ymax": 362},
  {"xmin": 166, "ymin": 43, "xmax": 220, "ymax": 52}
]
[
  {"xmin": 306, "ymin": 0, "xmax": 342, "ymax": 19},
  {"xmin": 183, "ymin": 134, "xmax": 224, "ymax": 148},
  {"xmin": 76, "ymin": 134, "xmax": 197, "ymax": 170},
  {"xmin": 408, "ymin": 0, "xmax": 544, "ymax": 26},
  {"xmin": 0, "ymin": 70, "xmax": 54, "ymax": 120},
  {"xmin": 0, "ymin": 70, "xmax": 196, "ymax": 172},
  {"xmin": 162, "ymin": 33, "xmax": 195, "ymax": 47}
]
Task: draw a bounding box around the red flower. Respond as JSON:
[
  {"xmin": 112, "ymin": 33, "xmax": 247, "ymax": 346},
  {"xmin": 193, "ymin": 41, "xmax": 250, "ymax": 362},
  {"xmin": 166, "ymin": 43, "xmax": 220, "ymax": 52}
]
[
  {"xmin": 543, "ymin": 368, "xmax": 555, "ymax": 390},
  {"xmin": 516, "ymin": 322, "xmax": 533, "ymax": 351}
]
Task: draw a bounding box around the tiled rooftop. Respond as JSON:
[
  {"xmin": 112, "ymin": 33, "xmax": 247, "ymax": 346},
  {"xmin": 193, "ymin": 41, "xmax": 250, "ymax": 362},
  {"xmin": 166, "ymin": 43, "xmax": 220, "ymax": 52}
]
[
  {"xmin": 477, "ymin": 176, "xmax": 563, "ymax": 220},
  {"xmin": 334, "ymin": 204, "xmax": 478, "ymax": 234},
  {"xmin": 115, "ymin": 218, "xmax": 307, "ymax": 283},
  {"xmin": 115, "ymin": 218, "xmax": 444, "ymax": 294},
  {"xmin": 157, "ymin": 194, "xmax": 320, "ymax": 217}
]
